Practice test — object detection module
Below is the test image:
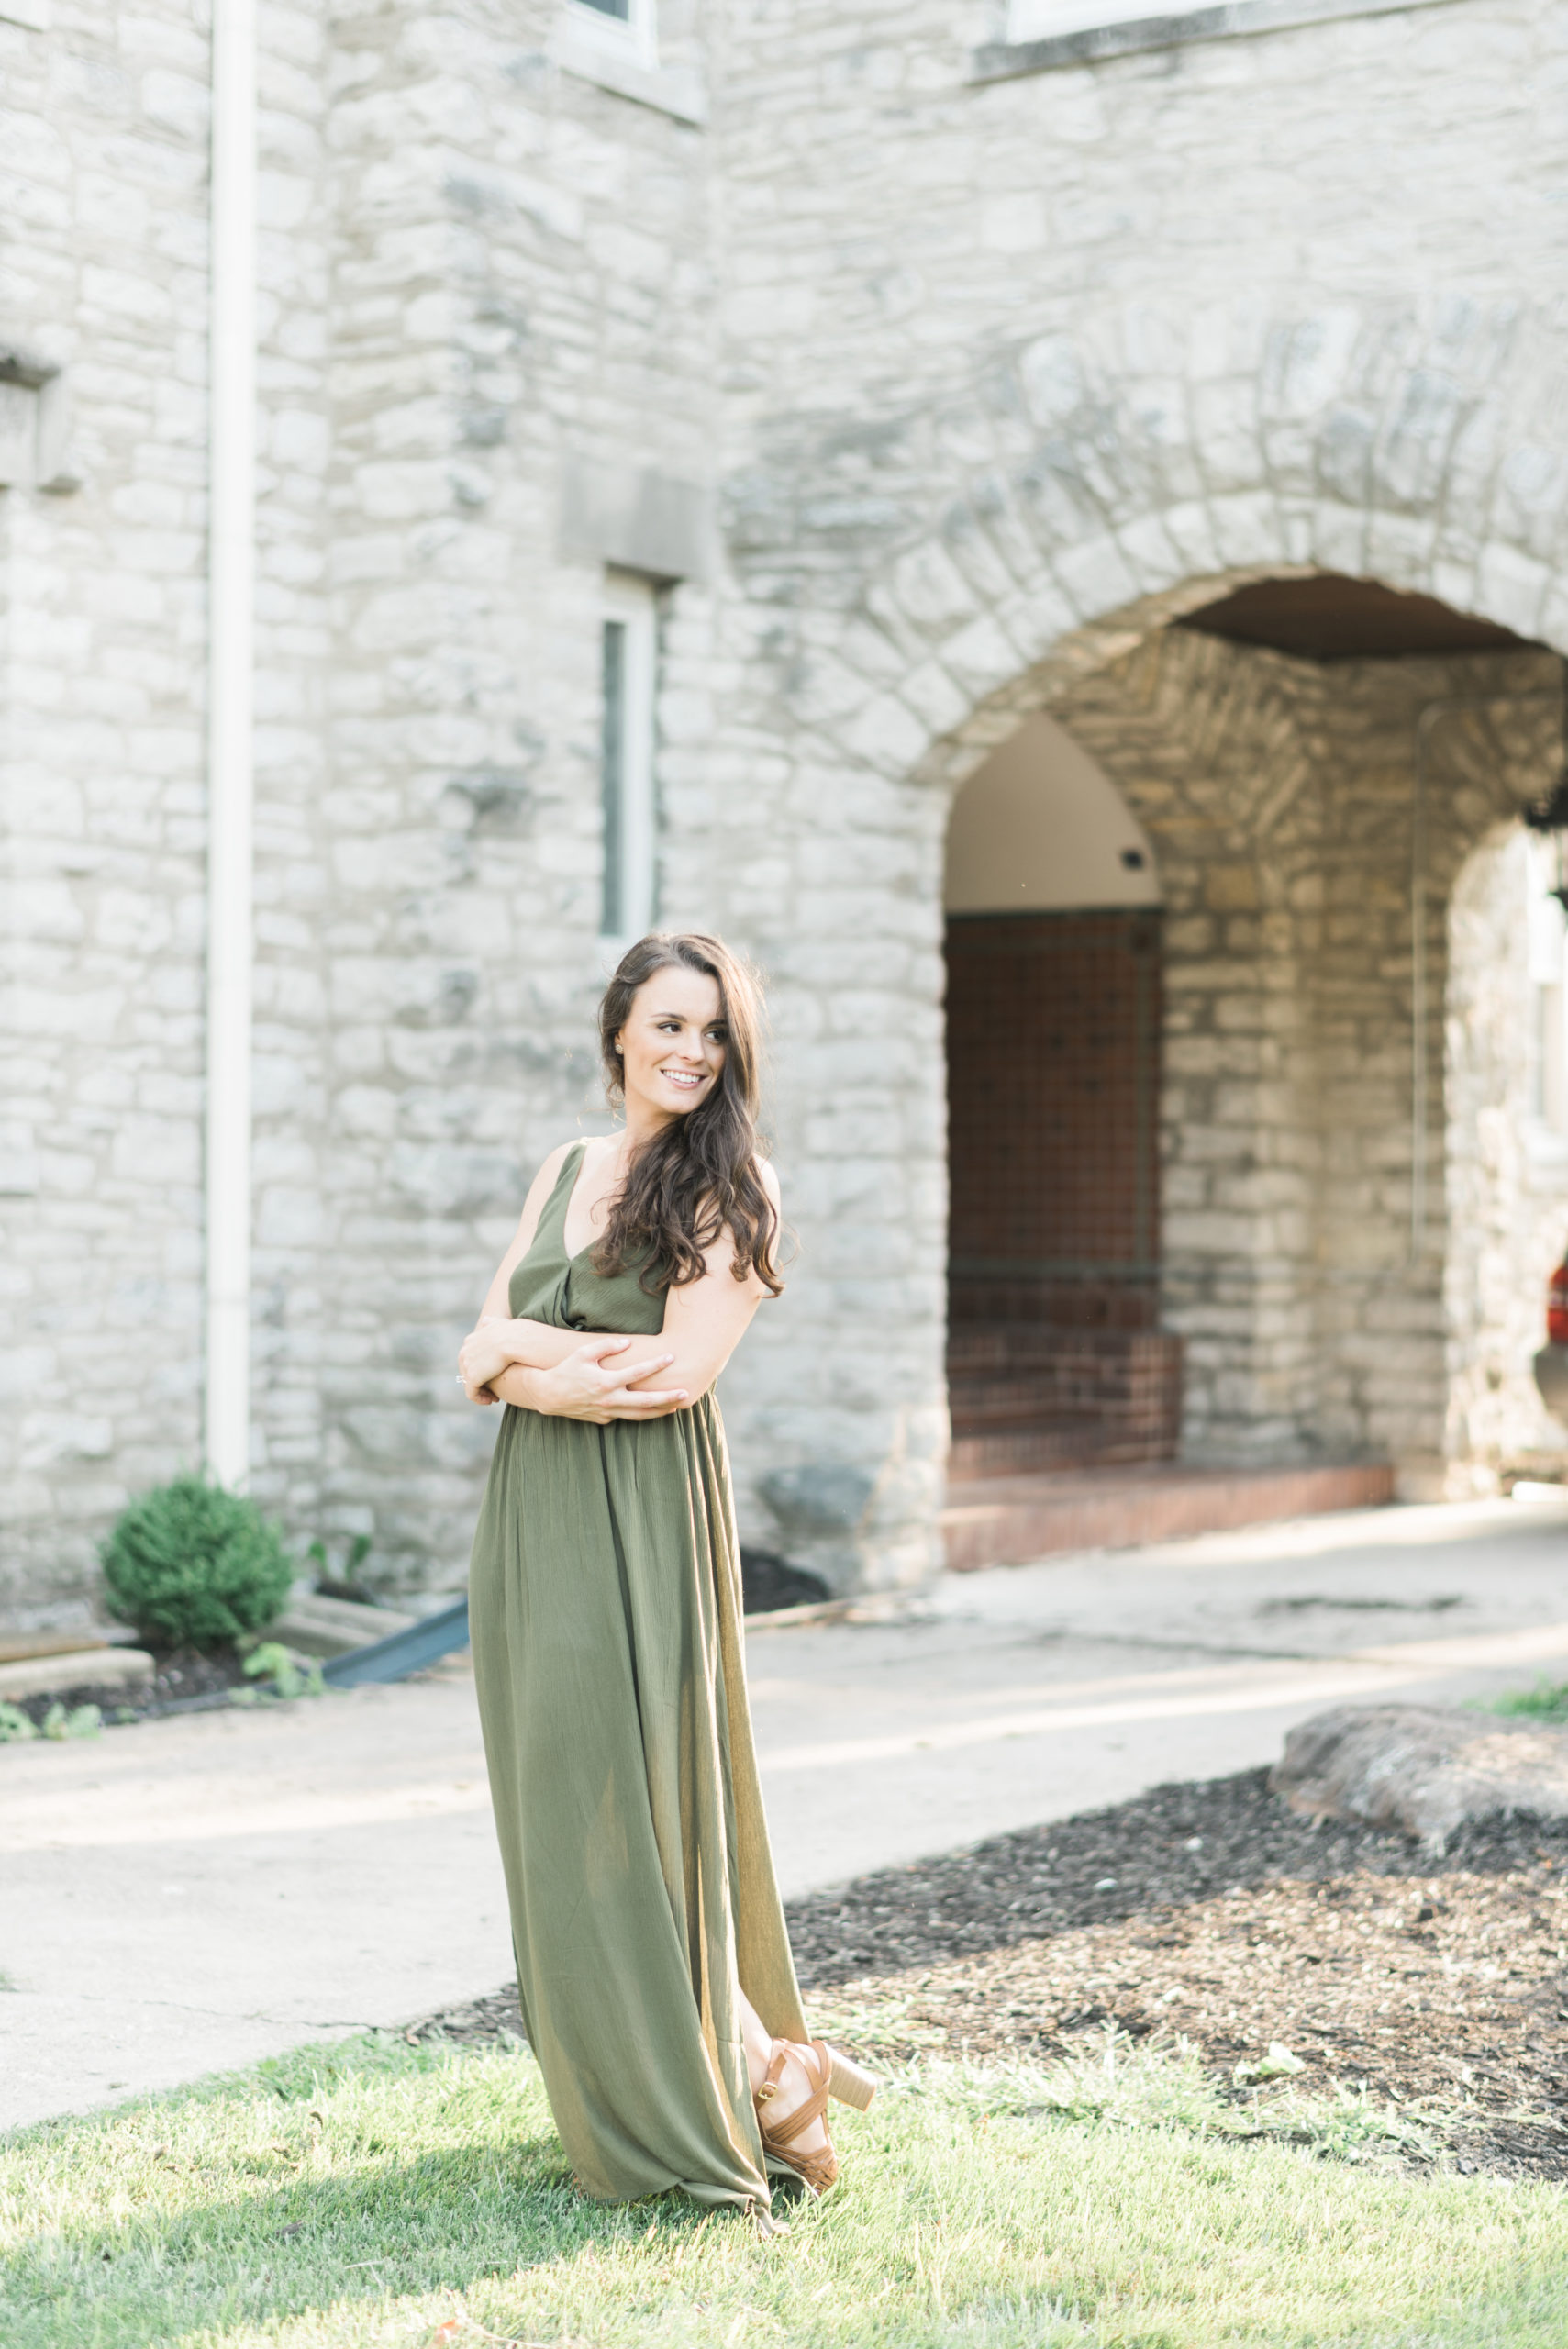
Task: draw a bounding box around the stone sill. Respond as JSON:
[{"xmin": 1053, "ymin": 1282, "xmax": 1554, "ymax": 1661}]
[
  {"xmin": 973, "ymin": 0, "xmax": 1463, "ymax": 80},
  {"xmin": 0, "ymin": 0, "xmax": 50, "ymax": 28},
  {"xmin": 552, "ymin": 15, "xmax": 707, "ymax": 124}
]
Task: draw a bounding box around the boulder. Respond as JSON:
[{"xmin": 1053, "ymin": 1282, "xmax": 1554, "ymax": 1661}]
[{"xmin": 1271, "ymin": 1702, "xmax": 1568, "ymax": 1848}]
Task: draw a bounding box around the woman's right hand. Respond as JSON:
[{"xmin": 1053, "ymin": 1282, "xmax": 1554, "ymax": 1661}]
[{"xmin": 537, "ymin": 1335, "xmax": 688, "ymax": 1423}]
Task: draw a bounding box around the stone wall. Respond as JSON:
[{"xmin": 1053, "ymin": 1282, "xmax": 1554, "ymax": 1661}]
[
  {"xmin": 1447, "ymin": 826, "xmax": 1568, "ymax": 1484},
  {"xmin": 8, "ymin": 0, "xmax": 1568, "ymax": 1612},
  {"xmin": 1, "ymin": 0, "xmax": 216, "ymax": 1620},
  {"xmin": 3, "ymin": 0, "xmax": 728, "ymax": 1616},
  {"xmin": 251, "ymin": 0, "xmax": 724, "ymax": 1590}
]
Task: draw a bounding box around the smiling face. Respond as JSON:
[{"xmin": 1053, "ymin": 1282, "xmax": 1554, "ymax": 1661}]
[{"xmin": 615, "ymin": 965, "xmax": 728, "ymax": 1131}]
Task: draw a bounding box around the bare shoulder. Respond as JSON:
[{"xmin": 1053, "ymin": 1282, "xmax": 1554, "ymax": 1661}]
[
  {"xmin": 753, "ymin": 1154, "xmax": 782, "ymax": 1209},
  {"xmin": 517, "ymin": 1139, "xmax": 579, "ymax": 1221}
]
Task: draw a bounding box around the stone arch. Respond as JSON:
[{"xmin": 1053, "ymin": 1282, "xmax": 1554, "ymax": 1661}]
[
  {"xmin": 750, "ymin": 297, "xmax": 1568, "ymax": 799},
  {"xmin": 722, "ymin": 297, "xmax": 1568, "ymax": 1581}
]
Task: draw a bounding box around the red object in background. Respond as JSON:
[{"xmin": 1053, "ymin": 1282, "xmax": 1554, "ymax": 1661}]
[{"xmin": 1550, "ymin": 1256, "xmax": 1568, "ymax": 1346}]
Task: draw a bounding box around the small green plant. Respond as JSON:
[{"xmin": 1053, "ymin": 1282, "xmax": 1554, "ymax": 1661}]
[
  {"xmin": 99, "ymin": 1475, "xmax": 291, "ymax": 1652},
  {"xmin": 40, "ymin": 1701, "xmax": 101, "ymax": 1741},
  {"xmin": 0, "ymin": 1699, "xmax": 97, "ymax": 1742},
  {"xmin": 239, "ymin": 1641, "xmax": 325, "ymax": 1701},
  {"xmin": 1233, "ymin": 2039, "xmax": 1307, "ymax": 2084},
  {"xmin": 1486, "ymin": 1677, "xmax": 1568, "ymax": 1721},
  {"xmin": 306, "ymin": 1531, "xmax": 373, "ymax": 1595}
]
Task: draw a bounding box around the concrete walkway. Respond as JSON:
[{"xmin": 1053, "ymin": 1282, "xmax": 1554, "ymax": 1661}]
[{"xmin": 5, "ymin": 1495, "xmax": 1568, "ymax": 2131}]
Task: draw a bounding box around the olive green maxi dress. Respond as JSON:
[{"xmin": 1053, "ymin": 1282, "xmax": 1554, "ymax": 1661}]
[{"xmin": 468, "ymin": 1144, "xmax": 809, "ymax": 2211}]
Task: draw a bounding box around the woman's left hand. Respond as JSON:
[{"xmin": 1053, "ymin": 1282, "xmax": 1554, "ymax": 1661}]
[{"xmin": 459, "ymin": 1318, "xmax": 522, "ymax": 1403}]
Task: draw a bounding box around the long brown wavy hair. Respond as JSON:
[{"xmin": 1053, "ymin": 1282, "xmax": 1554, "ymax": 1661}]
[{"xmin": 593, "ymin": 931, "xmax": 784, "ymax": 1296}]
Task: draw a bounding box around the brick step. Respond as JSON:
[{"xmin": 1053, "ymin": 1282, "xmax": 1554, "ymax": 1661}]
[
  {"xmin": 949, "ymin": 1427, "xmax": 1175, "ymax": 1478},
  {"xmin": 940, "ymin": 1460, "xmax": 1397, "ymax": 1573}
]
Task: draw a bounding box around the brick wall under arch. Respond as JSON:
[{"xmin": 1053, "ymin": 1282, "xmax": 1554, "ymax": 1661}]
[{"xmin": 943, "ymin": 904, "xmax": 1183, "ymax": 1482}]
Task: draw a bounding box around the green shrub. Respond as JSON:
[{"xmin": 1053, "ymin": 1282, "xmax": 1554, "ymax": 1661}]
[{"xmin": 100, "ymin": 1476, "xmax": 292, "ymax": 1651}]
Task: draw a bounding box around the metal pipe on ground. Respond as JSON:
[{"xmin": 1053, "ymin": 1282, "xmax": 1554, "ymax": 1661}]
[{"xmin": 321, "ymin": 1599, "xmax": 471, "ymax": 1687}]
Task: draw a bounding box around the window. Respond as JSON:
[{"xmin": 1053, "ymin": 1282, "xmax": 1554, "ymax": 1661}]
[
  {"xmin": 600, "ymin": 573, "xmax": 658, "ymax": 944},
  {"xmin": 983, "ymin": 0, "xmax": 1454, "ymax": 76},
  {"xmin": 566, "ymin": 0, "xmax": 657, "ymax": 70},
  {"xmin": 554, "ymin": 0, "xmax": 705, "ymax": 120},
  {"xmin": 1006, "ymin": 0, "xmax": 1157, "ymax": 40}
]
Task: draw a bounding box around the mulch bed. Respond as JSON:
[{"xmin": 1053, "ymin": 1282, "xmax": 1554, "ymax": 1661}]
[
  {"xmin": 6, "ymin": 1646, "xmax": 252, "ymax": 1729},
  {"xmin": 406, "ymin": 1768, "xmax": 1568, "ymax": 2181}
]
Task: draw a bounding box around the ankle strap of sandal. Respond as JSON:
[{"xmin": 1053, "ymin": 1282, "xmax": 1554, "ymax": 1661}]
[{"xmin": 754, "ymin": 2040, "xmax": 830, "ymax": 2149}]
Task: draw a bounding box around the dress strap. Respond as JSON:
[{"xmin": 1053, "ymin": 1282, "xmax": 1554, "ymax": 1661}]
[{"xmin": 543, "ymin": 1139, "xmax": 590, "ymax": 1252}]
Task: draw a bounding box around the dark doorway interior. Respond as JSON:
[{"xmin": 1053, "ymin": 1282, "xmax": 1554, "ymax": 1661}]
[
  {"xmin": 944, "ymin": 909, "xmax": 1182, "ymax": 1479},
  {"xmin": 1176, "ymin": 573, "xmax": 1538, "ymax": 662}
]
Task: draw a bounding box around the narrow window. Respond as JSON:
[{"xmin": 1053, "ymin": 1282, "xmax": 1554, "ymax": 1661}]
[
  {"xmin": 566, "ymin": 0, "xmax": 656, "ymax": 65},
  {"xmin": 600, "ymin": 573, "xmax": 657, "ymax": 943},
  {"xmin": 1007, "ymin": 0, "xmax": 1159, "ymax": 40}
]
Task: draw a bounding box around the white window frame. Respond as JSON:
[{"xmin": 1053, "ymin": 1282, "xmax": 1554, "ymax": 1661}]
[
  {"xmin": 985, "ymin": 0, "xmax": 1471, "ymax": 78},
  {"xmin": 599, "ymin": 572, "xmax": 659, "ymax": 949},
  {"xmin": 1006, "ymin": 0, "xmax": 1155, "ymax": 42},
  {"xmin": 564, "ymin": 0, "xmax": 658, "ymax": 74}
]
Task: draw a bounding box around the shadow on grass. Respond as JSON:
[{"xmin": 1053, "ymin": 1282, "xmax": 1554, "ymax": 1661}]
[{"xmin": 1, "ymin": 2054, "xmax": 765, "ymax": 2349}]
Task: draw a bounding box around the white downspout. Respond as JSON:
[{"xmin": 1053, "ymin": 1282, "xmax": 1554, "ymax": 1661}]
[{"xmin": 203, "ymin": 0, "xmax": 257, "ymax": 1486}]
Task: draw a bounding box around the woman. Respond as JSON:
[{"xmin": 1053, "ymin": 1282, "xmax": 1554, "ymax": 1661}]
[{"xmin": 457, "ymin": 931, "xmax": 874, "ymax": 2221}]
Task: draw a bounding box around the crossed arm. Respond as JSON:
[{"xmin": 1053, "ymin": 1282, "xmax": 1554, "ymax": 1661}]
[{"xmin": 456, "ymin": 1147, "xmax": 778, "ymax": 1426}]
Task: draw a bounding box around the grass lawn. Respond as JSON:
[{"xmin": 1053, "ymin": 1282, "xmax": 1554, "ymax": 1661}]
[{"xmin": 4, "ymin": 2028, "xmax": 1566, "ymax": 2349}]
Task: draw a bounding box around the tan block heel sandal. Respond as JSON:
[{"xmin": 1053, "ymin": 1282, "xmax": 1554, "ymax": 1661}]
[{"xmin": 754, "ymin": 2038, "xmax": 878, "ymax": 2196}]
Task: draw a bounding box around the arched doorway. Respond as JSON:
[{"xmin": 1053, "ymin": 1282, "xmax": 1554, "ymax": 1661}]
[
  {"xmin": 930, "ymin": 579, "xmax": 1563, "ymax": 1572},
  {"xmin": 943, "ymin": 715, "xmax": 1183, "ymax": 1479}
]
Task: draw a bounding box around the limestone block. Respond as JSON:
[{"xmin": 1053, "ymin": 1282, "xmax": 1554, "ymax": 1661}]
[
  {"xmin": 1054, "ymin": 534, "xmax": 1142, "ymax": 624},
  {"xmin": 1475, "ymin": 544, "xmax": 1551, "ymax": 640},
  {"xmin": 1204, "ymin": 865, "xmax": 1259, "ymax": 911},
  {"xmin": 890, "ymin": 539, "xmax": 980, "ymax": 636},
  {"xmin": 0, "ymin": 1646, "xmax": 154, "ymax": 1698},
  {"xmin": 1129, "ymin": 506, "xmax": 1213, "ymax": 591},
  {"xmin": 939, "ymin": 614, "xmax": 1030, "ymax": 704}
]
